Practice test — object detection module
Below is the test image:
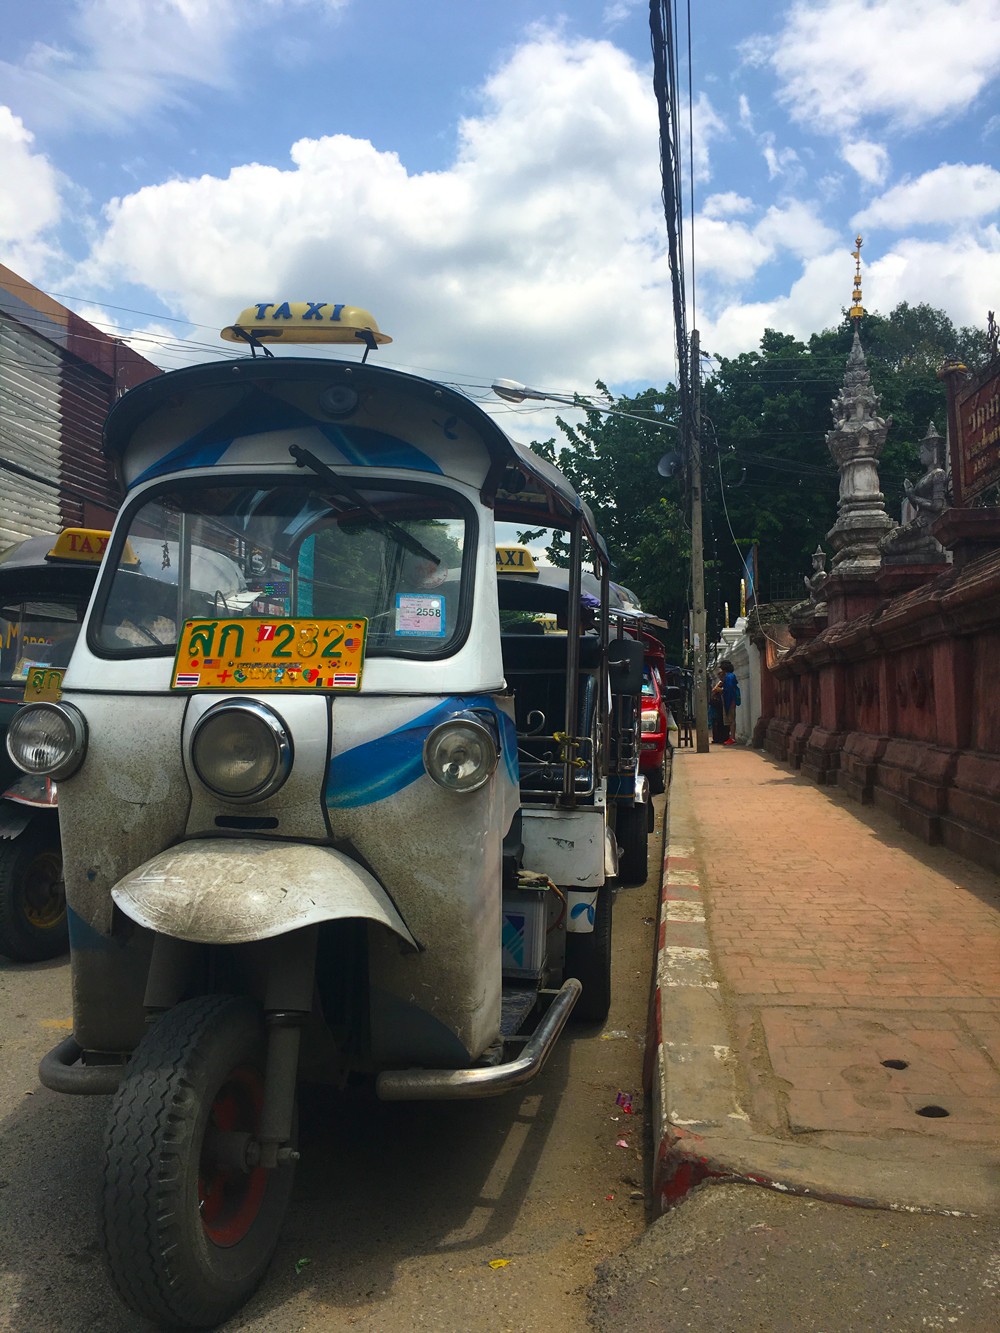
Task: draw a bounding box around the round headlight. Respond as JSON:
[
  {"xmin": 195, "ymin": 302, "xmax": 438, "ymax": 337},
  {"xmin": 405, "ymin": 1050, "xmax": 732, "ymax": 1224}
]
[
  {"xmin": 6, "ymin": 703, "xmax": 87, "ymax": 781},
  {"xmin": 423, "ymin": 716, "xmax": 498, "ymax": 793},
  {"xmin": 191, "ymin": 701, "xmax": 292, "ymax": 803}
]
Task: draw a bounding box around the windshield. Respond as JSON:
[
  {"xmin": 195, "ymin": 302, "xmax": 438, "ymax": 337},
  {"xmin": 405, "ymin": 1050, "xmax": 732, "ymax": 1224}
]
[{"xmin": 91, "ymin": 480, "xmax": 472, "ymax": 660}]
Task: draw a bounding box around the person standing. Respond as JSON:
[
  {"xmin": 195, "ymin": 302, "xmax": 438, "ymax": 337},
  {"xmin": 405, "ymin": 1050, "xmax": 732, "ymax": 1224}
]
[
  {"xmin": 720, "ymin": 658, "xmax": 740, "ymax": 745},
  {"xmin": 709, "ymin": 666, "xmax": 727, "ymax": 744}
]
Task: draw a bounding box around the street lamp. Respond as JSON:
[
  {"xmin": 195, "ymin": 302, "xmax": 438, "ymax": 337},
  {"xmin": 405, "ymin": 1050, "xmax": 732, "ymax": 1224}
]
[{"xmin": 491, "ymin": 380, "xmax": 679, "ymax": 431}]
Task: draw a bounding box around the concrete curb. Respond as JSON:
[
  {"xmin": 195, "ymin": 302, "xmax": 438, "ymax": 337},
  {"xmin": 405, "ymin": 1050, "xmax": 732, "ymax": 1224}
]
[{"xmin": 647, "ymin": 751, "xmax": 1000, "ymax": 1219}]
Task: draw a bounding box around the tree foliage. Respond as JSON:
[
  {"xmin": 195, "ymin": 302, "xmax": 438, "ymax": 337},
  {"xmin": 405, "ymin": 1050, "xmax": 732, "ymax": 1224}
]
[
  {"xmin": 527, "ymin": 383, "xmax": 688, "ymax": 616},
  {"xmin": 525, "ymin": 303, "xmax": 990, "ymax": 650}
]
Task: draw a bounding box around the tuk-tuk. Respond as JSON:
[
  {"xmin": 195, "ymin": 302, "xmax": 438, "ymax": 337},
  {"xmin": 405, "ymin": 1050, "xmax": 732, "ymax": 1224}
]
[
  {"xmin": 494, "ymin": 551, "xmax": 650, "ymax": 884},
  {"xmin": 8, "ymin": 305, "xmax": 642, "ymax": 1328},
  {"xmin": 0, "ymin": 528, "xmax": 112, "ymax": 960}
]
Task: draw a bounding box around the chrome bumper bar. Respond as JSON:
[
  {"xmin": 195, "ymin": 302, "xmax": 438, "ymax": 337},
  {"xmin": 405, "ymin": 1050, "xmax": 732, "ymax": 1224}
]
[
  {"xmin": 375, "ymin": 977, "xmax": 582, "ymax": 1101},
  {"xmin": 39, "ymin": 1036, "xmax": 125, "ymax": 1095}
]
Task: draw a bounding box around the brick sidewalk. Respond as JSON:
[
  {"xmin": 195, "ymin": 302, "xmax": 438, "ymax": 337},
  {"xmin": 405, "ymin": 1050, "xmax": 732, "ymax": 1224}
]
[{"xmin": 650, "ymin": 745, "xmax": 1000, "ymax": 1214}]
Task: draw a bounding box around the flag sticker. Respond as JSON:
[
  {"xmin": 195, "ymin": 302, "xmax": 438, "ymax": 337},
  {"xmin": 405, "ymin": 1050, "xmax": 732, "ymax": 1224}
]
[
  {"xmin": 332, "ymin": 673, "xmax": 358, "ymax": 687},
  {"xmin": 175, "ymin": 673, "xmax": 201, "ymax": 688}
]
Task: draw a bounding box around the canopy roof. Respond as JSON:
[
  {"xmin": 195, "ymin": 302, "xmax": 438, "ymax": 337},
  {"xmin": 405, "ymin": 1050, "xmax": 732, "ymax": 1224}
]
[{"xmin": 103, "ymin": 358, "xmax": 604, "ymax": 554}]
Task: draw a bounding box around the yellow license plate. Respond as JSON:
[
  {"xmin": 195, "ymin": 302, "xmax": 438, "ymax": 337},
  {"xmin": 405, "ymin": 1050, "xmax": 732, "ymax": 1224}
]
[{"xmin": 171, "ymin": 618, "xmax": 367, "ymax": 691}]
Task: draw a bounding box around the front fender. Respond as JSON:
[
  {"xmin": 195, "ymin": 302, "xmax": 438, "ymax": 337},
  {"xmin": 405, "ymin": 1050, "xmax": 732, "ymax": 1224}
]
[{"xmin": 111, "ymin": 838, "xmax": 418, "ymax": 947}]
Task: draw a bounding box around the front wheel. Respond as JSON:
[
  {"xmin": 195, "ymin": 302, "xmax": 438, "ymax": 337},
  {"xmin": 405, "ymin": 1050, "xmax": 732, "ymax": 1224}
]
[
  {"xmin": 0, "ymin": 820, "xmax": 67, "ymax": 961},
  {"xmin": 566, "ymin": 884, "xmax": 613, "ymax": 1023},
  {"xmin": 102, "ymin": 995, "xmax": 296, "ymax": 1329},
  {"xmin": 616, "ymin": 802, "xmax": 649, "ymax": 886}
]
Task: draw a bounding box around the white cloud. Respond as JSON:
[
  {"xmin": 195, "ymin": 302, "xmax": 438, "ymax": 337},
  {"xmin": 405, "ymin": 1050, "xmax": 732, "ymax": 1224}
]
[
  {"xmin": 744, "ymin": 0, "xmax": 1000, "ymax": 134},
  {"xmin": 761, "ymin": 133, "xmax": 801, "ymax": 182},
  {"xmin": 685, "ymin": 92, "xmax": 727, "ymax": 184},
  {"xmin": 856, "ymin": 163, "xmax": 1000, "ymax": 228},
  {"xmin": 700, "ymin": 233, "xmax": 999, "ymax": 359},
  {"xmin": 702, "ymin": 193, "xmax": 755, "ymax": 219},
  {"xmin": 841, "ymin": 139, "xmax": 890, "ymax": 186},
  {"xmin": 864, "ymin": 233, "xmax": 1000, "ymax": 326},
  {"xmin": 0, "ymin": 107, "xmax": 63, "ymax": 275},
  {"xmin": 73, "ymin": 34, "xmax": 677, "ymax": 394},
  {"xmin": 694, "ymin": 198, "xmax": 837, "ymax": 282},
  {"xmin": 602, "ymin": 0, "xmax": 642, "ymax": 25},
  {"xmin": 0, "ymin": 0, "xmax": 349, "ymax": 133}
]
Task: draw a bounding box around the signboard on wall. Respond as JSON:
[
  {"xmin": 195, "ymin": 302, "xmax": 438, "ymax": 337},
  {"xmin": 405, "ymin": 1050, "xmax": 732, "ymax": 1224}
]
[{"xmin": 949, "ymin": 358, "xmax": 1000, "ymax": 504}]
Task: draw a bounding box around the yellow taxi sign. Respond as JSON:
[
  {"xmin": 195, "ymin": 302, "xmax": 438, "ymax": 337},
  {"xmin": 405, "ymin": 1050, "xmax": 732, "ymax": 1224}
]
[
  {"xmin": 496, "ymin": 545, "xmax": 538, "ymax": 575},
  {"xmin": 46, "ymin": 528, "xmax": 110, "ymax": 563},
  {"xmin": 46, "ymin": 529, "xmax": 138, "ymax": 566},
  {"xmin": 221, "ymin": 303, "xmax": 392, "ymax": 346}
]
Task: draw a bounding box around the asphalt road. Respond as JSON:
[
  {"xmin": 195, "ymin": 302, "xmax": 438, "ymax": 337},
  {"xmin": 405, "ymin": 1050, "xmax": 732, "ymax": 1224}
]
[
  {"xmin": 590, "ymin": 1179, "xmax": 1000, "ymax": 1333},
  {"xmin": 0, "ymin": 799, "xmax": 665, "ymax": 1333}
]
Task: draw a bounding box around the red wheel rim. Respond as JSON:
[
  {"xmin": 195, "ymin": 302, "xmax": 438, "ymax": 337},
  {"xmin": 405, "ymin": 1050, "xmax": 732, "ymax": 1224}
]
[{"xmin": 198, "ymin": 1065, "xmax": 267, "ymax": 1247}]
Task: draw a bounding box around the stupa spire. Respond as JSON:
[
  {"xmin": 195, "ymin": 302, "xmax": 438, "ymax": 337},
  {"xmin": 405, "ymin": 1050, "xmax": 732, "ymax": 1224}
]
[
  {"xmin": 824, "ymin": 236, "xmax": 895, "ymax": 572},
  {"xmin": 849, "ymin": 235, "xmax": 865, "ymax": 323}
]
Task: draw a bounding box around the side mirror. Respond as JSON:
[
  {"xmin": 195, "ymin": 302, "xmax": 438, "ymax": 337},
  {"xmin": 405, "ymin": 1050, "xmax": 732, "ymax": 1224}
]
[{"xmin": 607, "ymin": 638, "xmax": 643, "ymax": 695}]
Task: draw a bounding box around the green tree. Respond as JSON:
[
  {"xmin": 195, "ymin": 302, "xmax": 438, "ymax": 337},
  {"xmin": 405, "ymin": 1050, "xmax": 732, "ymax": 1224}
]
[
  {"xmin": 524, "ymin": 303, "xmax": 989, "ymax": 647},
  {"xmin": 526, "ymin": 383, "xmax": 688, "ymax": 622}
]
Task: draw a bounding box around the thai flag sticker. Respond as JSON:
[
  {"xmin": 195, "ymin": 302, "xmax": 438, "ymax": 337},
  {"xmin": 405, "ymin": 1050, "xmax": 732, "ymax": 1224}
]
[
  {"xmin": 175, "ymin": 673, "xmax": 201, "ymax": 687},
  {"xmin": 332, "ymin": 673, "xmax": 358, "ymax": 687}
]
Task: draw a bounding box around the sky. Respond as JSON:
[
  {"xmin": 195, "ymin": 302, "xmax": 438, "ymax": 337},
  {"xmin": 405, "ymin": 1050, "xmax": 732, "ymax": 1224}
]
[{"xmin": 2, "ymin": 0, "xmax": 999, "ymax": 443}]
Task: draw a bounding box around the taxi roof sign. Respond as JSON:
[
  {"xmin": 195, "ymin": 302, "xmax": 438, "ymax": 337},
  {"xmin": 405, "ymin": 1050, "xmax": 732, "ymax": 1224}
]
[
  {"xmin": 221, "ymin": 302, "xmax": 392, "ymax": 347},
  {"xmin": 496, "ymin": 545, "xmax": 539, "ymax": 575},
  {"xmin": 46, "ymin": 528, "xmax": 111, "ymax": 563},
  {"xmin": 46, "ymin": 529, "xmax": 139, "ymax": 566}
]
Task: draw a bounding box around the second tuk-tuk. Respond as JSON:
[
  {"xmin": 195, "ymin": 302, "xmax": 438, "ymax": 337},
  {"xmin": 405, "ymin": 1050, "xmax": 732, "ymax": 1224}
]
[
  {"xmin": 0, "ymin": 527, "xmax": 111, "ymax": 960},
  {"xmin": 9, "ymin": 304, "xmax": 650, "ymax": 1328}
]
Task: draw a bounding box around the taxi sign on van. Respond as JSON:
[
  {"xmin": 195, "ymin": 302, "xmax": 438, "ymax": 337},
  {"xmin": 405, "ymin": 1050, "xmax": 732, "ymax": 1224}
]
[
  {"xmin": 45, "ymin": 529, "xmax": 139, "ymax": 566},
  {"xmin": 221, "ymin": 303, "xmax": 392, "ymax": 346},
  {"xmin": 495, "ymin": 545, "xmax": 539, "ymax": 575}
]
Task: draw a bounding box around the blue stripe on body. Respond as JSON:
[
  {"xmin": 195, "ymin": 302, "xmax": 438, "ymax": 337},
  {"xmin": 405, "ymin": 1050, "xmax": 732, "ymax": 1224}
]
[{"xmin": 326, "ymin": 695, "xmax": 517, "ymax": 809}]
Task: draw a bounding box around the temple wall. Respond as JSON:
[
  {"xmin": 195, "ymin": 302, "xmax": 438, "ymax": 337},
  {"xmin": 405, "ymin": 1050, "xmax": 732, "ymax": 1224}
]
[{"xmin": 754, "ymin": 548, "xmax": 1000, "ymax": 874}]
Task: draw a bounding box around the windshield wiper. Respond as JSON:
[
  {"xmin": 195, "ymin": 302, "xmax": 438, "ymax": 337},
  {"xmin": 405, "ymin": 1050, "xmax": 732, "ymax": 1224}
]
[{"xmin": 289, "ymin": 445, "xmax": 442, "ymax": 568}]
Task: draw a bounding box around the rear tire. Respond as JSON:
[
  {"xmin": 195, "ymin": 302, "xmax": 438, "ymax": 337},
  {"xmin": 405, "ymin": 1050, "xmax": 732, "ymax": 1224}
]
[
  {"xmin": 0, "ymin": 821, "xmax": 67, "ymax": 961},
  {"xmin": 616, "ymin": 802, "xmax": 649, "ymax": 886},
  {"xmin": 102, "ymin": 995, "xmax": 296, "ymax": 1329},
  {"xmin": 566, "ymin": 884, "xmax": 613, "ymax": 1023}
]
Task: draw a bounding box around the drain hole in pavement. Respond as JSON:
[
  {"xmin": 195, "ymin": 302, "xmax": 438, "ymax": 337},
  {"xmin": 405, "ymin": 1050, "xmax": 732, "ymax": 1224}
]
[
  {"xmin": 881, "ymin": 1059, "xmax": 908, "ymax": 1070},
  {"xmin": 915, "ymin": 1105, "xmax": 949, "ymax": 1118}
]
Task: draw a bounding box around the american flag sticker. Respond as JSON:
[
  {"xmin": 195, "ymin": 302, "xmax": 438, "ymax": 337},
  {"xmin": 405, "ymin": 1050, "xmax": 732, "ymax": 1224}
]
[
  {"xmin": 332, "ymin": 673, "xmax": 358, "ymax": 687},
  {"xmin": 174, "ymin": 673, "xmax": 201, "ymax": 688}
]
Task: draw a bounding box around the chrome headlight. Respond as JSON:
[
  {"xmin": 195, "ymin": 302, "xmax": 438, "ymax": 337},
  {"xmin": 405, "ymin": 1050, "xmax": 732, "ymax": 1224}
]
[
  {"xmin": 191, "ymin": 701, "xmax": 292, "ymax": 803},
  {"xmin": 423, "ymin": 716, "xmax": 498, "ymax": 793},
  {"xmin": 6, "ymin": 703, "xmax": 87, "ymax": 781}
]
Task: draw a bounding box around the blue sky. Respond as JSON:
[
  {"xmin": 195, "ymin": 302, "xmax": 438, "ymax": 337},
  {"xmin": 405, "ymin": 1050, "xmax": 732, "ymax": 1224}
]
[{"xmin": 2, "ymin": 0, "xmax": 999, "ymax": 442}]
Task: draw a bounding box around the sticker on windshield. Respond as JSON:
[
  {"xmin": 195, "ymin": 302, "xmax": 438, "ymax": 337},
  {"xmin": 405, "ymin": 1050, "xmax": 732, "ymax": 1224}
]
[{"xmin": 395, "ymin": 593, "xmax": 446, "ymax": 637}]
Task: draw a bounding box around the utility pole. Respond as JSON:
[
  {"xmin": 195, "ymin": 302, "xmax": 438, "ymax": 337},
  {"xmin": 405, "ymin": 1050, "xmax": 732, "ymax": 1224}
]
[{"xmin": 690, "ymin": 328, "xmax": 709, "ymax": 753}]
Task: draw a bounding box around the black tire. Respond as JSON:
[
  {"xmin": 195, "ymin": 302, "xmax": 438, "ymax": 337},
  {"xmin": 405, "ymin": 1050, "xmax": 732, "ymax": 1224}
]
[
  {"xmin": 566, "ymin": 884, "xmax": 613, "ymax": 1023},
  {"xmin": 0, "ymin": 820, "xmax": 67, "ymax": 961},
  {"xmin": 102, "ymin": 995, "xmax": 296, "ymax": 1329},
  {"xmin": 616, "ymin": 802, "xmax": 649, "ymax": 886},
  {"xmin": 647, "ymin": 763, "xmax": 665, "ymax": 797}
]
